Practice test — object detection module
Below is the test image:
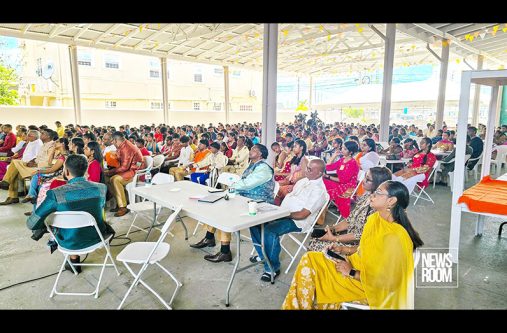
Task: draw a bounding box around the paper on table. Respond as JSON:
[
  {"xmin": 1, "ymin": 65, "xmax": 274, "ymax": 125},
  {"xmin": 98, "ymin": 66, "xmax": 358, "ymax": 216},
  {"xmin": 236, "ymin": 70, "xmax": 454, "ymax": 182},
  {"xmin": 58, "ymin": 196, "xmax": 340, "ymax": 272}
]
[
  {"xmin": 257, "ymin": 203, "xmax": 278, "ymax": 213},
  {"xmin": 169, "ymin": 188, "xmax": 181, "ymax": 192},
  {"xmin": 189, "ymin": 195, "xmax": 206, "ymax": 199}
]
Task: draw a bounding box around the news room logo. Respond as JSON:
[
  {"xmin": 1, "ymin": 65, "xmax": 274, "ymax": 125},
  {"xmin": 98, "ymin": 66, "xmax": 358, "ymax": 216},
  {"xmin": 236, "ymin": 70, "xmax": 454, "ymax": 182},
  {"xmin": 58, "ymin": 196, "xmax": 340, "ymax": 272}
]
[{"xmin": 415, "ymin": 248, "xmax": 458, "ymax": 288}]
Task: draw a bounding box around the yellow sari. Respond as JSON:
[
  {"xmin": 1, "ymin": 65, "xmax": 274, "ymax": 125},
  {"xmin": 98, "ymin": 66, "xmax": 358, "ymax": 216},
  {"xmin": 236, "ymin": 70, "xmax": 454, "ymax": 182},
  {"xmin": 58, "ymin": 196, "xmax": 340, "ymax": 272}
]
[{"xmin": 282, "ymin": 211, "xmax": 414, "ymax": 309}]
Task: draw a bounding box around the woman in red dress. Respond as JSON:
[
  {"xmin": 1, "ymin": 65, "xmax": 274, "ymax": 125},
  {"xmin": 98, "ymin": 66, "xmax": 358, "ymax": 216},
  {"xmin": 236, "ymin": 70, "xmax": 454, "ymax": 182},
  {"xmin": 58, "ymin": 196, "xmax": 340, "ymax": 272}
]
[
  {"xmin": 322, "ymin": 141, "xmax": 360, "ymax": 218},
  {"xmin": 394, "ymin": 137, "xmax": 436, "ymax": 189},
  {"xmin": 84, "ymin": 141, "xmax": 104, "ymax": 183},
  {"xmin": 275, "ymin": 139, "xmax": 308, "ymax": 205},
  {"xmin": 274, "ymin": 141, "xmax": 295, "ymax": 181}
]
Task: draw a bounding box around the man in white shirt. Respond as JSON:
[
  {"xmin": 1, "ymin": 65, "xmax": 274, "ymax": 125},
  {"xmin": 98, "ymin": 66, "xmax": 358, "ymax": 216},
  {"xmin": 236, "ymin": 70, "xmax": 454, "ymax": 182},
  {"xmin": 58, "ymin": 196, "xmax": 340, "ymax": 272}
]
[
  {"xmin": 168, "ymin": 136, "xmax": 194, "ymax": 180},
  {"xmin": 222, "ymin": 135, "xmax": 250, "ymax": 175},
  {"xmin": 249, "ymin": 158, "xmax": 328, "ymax": 281}
]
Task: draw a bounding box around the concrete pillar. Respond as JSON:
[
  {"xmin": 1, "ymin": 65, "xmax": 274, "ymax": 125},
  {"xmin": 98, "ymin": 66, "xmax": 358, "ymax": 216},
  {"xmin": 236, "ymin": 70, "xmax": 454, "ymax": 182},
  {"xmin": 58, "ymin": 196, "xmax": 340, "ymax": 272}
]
[
  {"xmin": 224, "ymin": 66, "xmax": 230, "ymax": 124},
  {"xmin": 309, "ymin": 76, "xmax": 313, "ymax": 110},
  {"xmin": 161, "ymin": 58, "xmax": 169, "ymax": 125},
  {"xmin": 471, "ymin": 55, "xmax": 484, "ymax": 126},
  {"xmin": 379, "ymin": 24, "xmax": 396, "ymax": 142},
  {"xmin": 435, "ymin": 39, "xmax": 450, "ymax": 130},
  {"xmin": 68, "ymin": 45, "xmax": 82, "ymax": 124},
  {"xmin": 500, "ymin": 86, "xmax": 507, "ymax": 126},
  {"xmin": 261, "ymin": 23, "xmax": 278, "ymax": 165}
]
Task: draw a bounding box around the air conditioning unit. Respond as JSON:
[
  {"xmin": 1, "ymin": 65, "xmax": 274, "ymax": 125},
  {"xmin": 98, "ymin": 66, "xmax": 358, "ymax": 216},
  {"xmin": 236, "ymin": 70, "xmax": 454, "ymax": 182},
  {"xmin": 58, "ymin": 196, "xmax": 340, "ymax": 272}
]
[{"xmin": 249, "ymin": 89, "xmax": 256, "ymax": 97}]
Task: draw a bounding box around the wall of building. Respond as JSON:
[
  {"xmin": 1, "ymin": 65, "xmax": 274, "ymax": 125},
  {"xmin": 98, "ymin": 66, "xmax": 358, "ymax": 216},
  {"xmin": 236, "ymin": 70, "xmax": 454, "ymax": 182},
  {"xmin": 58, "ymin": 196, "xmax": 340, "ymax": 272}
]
[{"xmin": 0, "ymin": 106, "xmax": 317, "ymax": 128}]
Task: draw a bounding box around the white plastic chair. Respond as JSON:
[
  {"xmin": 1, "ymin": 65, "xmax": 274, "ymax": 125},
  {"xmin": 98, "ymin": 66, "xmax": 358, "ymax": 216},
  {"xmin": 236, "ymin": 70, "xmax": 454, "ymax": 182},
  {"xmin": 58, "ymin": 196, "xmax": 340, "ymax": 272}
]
[
  {"xmin": 126, "ymin": 173, "xmax": 175, "ymax": 237},
  {"xmin": 433, "ymin": 154, "xmax": 470, "ymax": 189},
  {"xmin": 280, "ymin": 194, "xmax": 330, "ymax": 274},
  {"xmin": 151, "ymin": 154, "xmax": 165, "ymax": 172},
  {"xmin": 134, "ymin": 156, "xmax": 154, "ymax": 185},
  {"xmin": 490, "ymin": 145, "xmax": 507, "ymax": 177},
  {"xmin": 117, "ymin": 207, "xmax": 183, "ymax": 309},
  {"xmin": 341, "ymin": 249, "xmax": 420, "ymax": 309},
  {"xmin": 411, "ymin": 161, "xmax": 439, "ymax": 205},
  {"xmin": 45, "ymin": 211, "xmax": 120, "ymax": 299},
  {"xmin": 466, "ymin": 152, "xmax": 482, "ymax": 181},
  {"xmin": 327, "ymin": 170, "xmax": 365, "ymax": 219}
]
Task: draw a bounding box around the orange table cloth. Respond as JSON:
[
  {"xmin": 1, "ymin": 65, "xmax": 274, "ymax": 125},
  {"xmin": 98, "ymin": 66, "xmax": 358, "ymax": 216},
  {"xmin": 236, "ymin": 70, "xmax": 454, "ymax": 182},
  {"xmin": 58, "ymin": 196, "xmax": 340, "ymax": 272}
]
[{"xmin": 458, "ymin": 175, "xmax": 507, "ymax": 215}]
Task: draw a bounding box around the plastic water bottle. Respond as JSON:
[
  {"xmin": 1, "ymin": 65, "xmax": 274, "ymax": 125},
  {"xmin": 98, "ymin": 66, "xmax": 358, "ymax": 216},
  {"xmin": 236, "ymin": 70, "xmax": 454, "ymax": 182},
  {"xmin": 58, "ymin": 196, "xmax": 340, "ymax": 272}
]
[
  {"xmin": 145, "ymin": 172, "xmax": 152, "ymax": 187},
  {"xmin": 228, "ymin": 177, "xmax": 236, "ymax": 198}
]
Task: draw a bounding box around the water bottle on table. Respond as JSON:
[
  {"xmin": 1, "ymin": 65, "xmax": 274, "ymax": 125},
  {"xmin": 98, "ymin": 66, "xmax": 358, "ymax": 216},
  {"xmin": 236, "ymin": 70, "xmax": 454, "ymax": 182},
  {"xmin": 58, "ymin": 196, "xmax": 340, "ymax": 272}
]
[
  {"xmin": 228, "ymin": 177, "xmax": 236, "ymax": 198},
  {"xmin": 145, "ymin": 172, "xmax": 152, "ymax": 186}
]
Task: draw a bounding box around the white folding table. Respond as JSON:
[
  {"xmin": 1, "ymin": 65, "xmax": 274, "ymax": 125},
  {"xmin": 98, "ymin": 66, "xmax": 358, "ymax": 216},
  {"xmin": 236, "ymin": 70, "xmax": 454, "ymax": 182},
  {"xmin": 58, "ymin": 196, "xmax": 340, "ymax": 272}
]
[{"xmin": 132, "ymin": 180, "xmax": 290, "ymax": 306}]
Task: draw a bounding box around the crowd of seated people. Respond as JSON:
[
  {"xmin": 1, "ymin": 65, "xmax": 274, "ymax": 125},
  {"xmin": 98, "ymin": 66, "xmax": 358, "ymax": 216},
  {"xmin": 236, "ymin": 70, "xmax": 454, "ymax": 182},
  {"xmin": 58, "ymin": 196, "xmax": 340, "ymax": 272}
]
[{"xmin": 3, "ymin": 117, "xmax": 506, "ymax": 309}]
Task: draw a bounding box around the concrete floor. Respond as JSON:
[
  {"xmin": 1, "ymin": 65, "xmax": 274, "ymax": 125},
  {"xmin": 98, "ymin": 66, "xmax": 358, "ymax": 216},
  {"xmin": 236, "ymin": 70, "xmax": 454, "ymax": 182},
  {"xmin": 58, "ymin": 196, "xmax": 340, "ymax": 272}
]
[{"xmin": 1, "ymin": 169, "xmax": 506, "ymax": 309}]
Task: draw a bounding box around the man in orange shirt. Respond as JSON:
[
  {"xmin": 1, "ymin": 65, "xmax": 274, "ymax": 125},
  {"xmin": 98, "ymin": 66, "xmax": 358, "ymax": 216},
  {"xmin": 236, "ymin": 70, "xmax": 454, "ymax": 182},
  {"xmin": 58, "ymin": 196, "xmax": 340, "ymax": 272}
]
[
  {"xmin": 169, "ymin": 139, "xmax": 210, "ymax": 181},
  {"xmin": 104, "ymin": 131, "xmax": 144, "ymax": 217}
]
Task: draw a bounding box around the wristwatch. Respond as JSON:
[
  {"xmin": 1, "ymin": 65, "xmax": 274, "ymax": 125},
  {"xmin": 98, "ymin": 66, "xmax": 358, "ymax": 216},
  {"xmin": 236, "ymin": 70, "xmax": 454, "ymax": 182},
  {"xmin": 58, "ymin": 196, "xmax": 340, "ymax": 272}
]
[{"xmin": 349, "ymin": 269, "xmax": 357, "ymax": 278}]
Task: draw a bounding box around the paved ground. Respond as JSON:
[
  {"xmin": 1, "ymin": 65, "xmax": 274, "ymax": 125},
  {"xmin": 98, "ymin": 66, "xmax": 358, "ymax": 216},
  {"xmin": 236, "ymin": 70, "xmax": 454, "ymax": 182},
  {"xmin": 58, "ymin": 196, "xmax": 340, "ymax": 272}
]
[{"xmin": 0, "ymin": 168, "xmax": 506, "ymax": 309}]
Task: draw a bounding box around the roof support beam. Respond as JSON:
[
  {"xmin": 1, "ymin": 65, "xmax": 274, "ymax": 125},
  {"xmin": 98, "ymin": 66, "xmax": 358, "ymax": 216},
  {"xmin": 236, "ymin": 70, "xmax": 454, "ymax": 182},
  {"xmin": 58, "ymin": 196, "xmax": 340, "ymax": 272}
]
[
  {"xmin": 413, "ymin": 23, "xmax": 505, "ymax": 65},
  {"xmin": 379, "ymin": 24, "xmax": 396, "ymax": 142},
  {"xmin": 68, "ymin": 45, "xmax": 82, "ymax": 124},
  {"xmin": 94, "ymin": 24, "xmax": 120, "ymax": 45},
  {"xmin": 472, "ymin": 55, "xmax": 484, "ymax": 126},
  {"xmin": 73, "ymin": 24, "xmax": 91, "ymax": 41},
  {"xmin": 261, "ymin": 23, "xmax": 278, "ymax": 165},
  {"xmin": 436, "ymin": 39, "xmax": 450, "ymax": 130}
]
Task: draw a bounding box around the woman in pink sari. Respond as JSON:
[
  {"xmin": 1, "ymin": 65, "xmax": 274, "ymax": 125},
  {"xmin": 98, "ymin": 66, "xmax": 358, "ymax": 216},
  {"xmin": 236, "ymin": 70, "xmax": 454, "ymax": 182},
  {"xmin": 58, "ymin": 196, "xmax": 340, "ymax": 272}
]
[{"xmin": 322, "ymin": 141, "xmax": 360, "ymax": 218}]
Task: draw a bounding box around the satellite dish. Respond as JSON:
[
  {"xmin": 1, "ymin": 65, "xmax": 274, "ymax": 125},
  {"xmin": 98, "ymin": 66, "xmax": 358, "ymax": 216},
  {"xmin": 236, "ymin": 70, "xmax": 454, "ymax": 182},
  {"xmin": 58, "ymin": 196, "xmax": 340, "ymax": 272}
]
[{"xmin": 41, "ymin": 61, "xmax": 54, "ymax": 79}]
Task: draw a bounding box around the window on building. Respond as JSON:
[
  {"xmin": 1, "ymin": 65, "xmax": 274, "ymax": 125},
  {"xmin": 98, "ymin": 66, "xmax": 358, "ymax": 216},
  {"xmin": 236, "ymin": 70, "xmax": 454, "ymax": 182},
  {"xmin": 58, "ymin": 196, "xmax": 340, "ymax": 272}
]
[
  {"xmin": 193, "ymin": 102, "xmax": 201, "ymax": 111},
  {"xmin": 232, "ymin": 70, "xmax": 241, "ymax": 78},
  {"xmin": 214, "ymin": 67, "xmax": 224, "ymax": 75},
  {"xmin": 151, "ymin": 101, "xmax": 163, "ymax": 109},
  {"xmin": 104, "ymin": 54, "xmax": 120, "ymax": 69},
  {"xmin": 105, "ymin": 101, "xmax": 117, "ymax": 108},
  {"xmin": 150, "ymin": 70, "xmax": 160, "ymax": 78},
  {"xmin": 194, "ymin": 73, "xmax": 203, "ymax": 83},
  {"xmin": 239, "ymin": 105, "xmax": 253, "ymax": 111},
  {"xmin": 213, "ymin": 102, "xmax": 222, "ymax": 111},
  {"xmin": 149, "ymin": 59, "xmax": 161, "ymax": 78},
  {"xmin": 77, "ymin": 50, "xmax": 92, "ymax": 66}
]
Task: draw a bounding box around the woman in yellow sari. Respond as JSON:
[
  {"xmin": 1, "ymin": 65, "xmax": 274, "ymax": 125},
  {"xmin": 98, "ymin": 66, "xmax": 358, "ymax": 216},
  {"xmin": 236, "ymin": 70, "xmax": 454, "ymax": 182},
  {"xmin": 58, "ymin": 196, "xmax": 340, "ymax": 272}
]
[{"xmin": 282, "ymin": 180, "xmax": 423, "ymax": 310}]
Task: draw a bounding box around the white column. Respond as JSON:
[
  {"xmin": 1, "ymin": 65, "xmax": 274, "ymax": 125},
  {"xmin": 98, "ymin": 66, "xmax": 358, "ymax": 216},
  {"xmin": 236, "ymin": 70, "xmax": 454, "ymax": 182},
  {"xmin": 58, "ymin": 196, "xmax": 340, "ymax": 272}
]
[
  {"xmin": 480, "ymin": 85, "xmax": 500, "ymax": 179},
  {"xmin": 379, "ymin": 24, "xmax": 396, "ymax": 142},
  {"xmin": 435, "ymin": 39, "xmax": 450, "ymax": 130},
  {"xmin": 224, "ymin": 65, "xmax": 230, "ymax": 124},
  {"xmin": 161, "ymin": 58, "xmax": 169, "ymax": 125},
  {"xmin": 261, "ymin": 23, "xmax": 278, "ymax": 165},
  {"xmin": 68, "ymin": 45, "xmax": 82, "ymax": 124},
  {"xmin": 449, "ymin": 71, "xmax": 471, "ymax": 263},
  {"xmin": 471, "ymin": 55, "xmax": 484, "ymax": 126},
  {"xmin": 309, "ymin": 76, "xmax": 313, "ymax": 110}
]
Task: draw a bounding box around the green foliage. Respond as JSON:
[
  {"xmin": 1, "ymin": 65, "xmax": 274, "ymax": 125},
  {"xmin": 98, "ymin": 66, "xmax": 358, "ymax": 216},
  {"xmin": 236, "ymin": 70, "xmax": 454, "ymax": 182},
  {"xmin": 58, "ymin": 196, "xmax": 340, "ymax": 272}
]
[
  {"xmin": 0, "ymin": 61, "xmax": 19, "ymax": 105},
  {"xmin": 343, "ymin": 107, "xmax": 364, "ymax": 119}
]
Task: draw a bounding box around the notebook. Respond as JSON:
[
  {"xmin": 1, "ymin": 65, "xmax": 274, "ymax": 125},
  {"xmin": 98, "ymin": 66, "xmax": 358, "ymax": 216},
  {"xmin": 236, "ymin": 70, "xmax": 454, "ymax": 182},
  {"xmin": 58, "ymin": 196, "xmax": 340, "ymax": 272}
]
[{"xmin": 197, "ymin": 194, "xmax": 224, "ymax": 203}]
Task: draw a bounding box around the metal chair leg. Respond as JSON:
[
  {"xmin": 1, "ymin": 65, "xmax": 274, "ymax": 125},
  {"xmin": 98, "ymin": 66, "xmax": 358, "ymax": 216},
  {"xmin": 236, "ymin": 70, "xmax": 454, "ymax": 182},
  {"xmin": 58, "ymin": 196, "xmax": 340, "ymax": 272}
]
[{"xmin": 499, "ymin": 222, "xmax": 507, "ymax": 236}]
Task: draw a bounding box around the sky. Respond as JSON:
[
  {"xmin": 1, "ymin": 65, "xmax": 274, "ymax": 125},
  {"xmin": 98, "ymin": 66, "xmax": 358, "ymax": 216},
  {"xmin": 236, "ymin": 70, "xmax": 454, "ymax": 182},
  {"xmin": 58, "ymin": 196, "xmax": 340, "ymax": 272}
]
[{"xmin": 0, "ymin": 36, "xmax": 21, "ymax": 71}]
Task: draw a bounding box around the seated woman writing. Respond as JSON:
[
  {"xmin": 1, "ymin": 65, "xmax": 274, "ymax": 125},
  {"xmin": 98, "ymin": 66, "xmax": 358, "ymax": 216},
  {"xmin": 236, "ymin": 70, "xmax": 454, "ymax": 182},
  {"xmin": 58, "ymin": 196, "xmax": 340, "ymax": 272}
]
[
  {"xmin": 282, "ymin": 180, "xmax": 423, "ymax": 310},
  {"xmin": 434, "ymin": 131, "xmax": 454, "ymax": 152},
  {"xmin": 392, "ymin": 137, "xmax": 436, "ymax": 194},
  {"xmin": 322, "ymin": 141, "xmax": 359, "ymax": 218},
  {"xmin": 402, "ymin": 138, "xmax": 419, "ymax": 159},
  {"xmin": 308, "ymin": 166, "xmax": 392, "ymax": 252},
  {"xmin": 323, "ymin": 138, "xmax": 343, "ymax": 164}
]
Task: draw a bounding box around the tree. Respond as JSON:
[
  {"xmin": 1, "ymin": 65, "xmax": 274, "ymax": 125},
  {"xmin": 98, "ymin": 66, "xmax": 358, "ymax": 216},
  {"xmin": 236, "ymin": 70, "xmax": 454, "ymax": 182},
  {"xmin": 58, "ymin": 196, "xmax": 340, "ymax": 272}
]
[
  {"xmin": 0, "ymin": 61, "xmax": 19, "ymax": 105},
  {"xmin": 343, "ymin": 107, "xmax": 364, "ymax": 119},
  {"xmin": 295, "ymin": 100, "xmax": 309, "ymax": 112}
]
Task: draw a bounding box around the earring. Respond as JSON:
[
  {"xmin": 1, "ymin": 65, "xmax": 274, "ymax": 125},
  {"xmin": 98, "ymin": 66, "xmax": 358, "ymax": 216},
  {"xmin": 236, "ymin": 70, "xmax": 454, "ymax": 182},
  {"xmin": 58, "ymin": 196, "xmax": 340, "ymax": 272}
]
[{"xmin": 387, "ymin": 207, "xmax": 391, "ymax": 212}]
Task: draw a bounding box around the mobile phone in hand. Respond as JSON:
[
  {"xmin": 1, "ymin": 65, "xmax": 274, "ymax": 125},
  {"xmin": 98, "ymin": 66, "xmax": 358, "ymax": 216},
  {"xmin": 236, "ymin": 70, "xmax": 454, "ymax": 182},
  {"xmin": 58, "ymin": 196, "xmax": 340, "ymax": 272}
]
[
  {"xmin": 311, "ymin": 228, "xmax": 327, "ymax": 238},
  {"xmin": 326, "ymin": 249, "xmax": 346, "ymax": 261}
]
